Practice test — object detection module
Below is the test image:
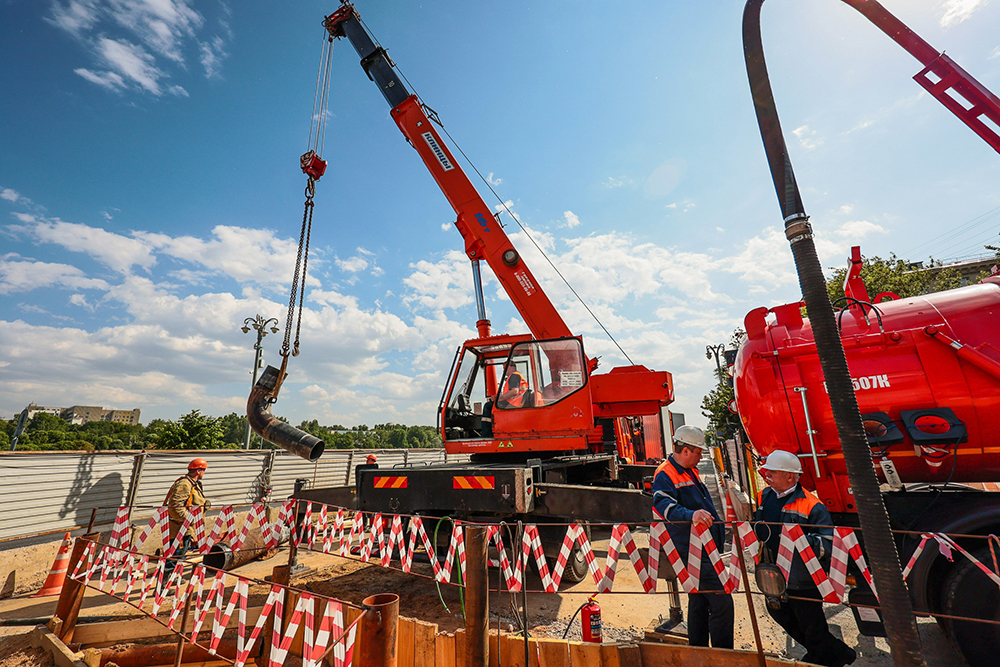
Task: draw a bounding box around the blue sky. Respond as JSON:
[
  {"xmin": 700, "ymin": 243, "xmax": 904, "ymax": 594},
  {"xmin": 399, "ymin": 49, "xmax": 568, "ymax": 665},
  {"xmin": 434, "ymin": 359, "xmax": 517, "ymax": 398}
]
[{"xmin": 1, "ymin": 0, "xmax": 998, "ymax": 430}]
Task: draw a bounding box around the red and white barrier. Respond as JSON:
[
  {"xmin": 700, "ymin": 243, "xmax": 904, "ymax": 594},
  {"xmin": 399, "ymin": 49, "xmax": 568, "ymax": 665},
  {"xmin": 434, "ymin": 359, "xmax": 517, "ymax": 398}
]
[
  {"xmin": 903, "ymin": 532, "xmax": 1000, "ymax": 588},
  {"xmin": 70, "ymin": 540, "xmax": 360, "ymax": 667}
]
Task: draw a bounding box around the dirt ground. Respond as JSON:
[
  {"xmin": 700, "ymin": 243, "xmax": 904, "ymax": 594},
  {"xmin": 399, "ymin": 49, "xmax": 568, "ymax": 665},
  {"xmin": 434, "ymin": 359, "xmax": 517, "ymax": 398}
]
[{"xmin": 0, "ymin": 529, "xmax": 966, "ymax": 667}]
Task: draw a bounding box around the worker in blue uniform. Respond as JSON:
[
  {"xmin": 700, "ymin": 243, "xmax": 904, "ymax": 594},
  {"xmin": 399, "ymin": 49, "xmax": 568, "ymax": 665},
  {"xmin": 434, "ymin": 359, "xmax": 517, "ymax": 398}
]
[
  {"xmin": 754, "ymin": 450, "xmax": 856, "ymax": 667},
  {"xmin": 651, "ymin": 425, "xmax": 734, "ymax": 648}
]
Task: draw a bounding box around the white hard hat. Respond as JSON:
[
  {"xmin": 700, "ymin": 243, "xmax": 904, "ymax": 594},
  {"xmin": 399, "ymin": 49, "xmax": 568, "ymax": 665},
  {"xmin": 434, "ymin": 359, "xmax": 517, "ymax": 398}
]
[
  {"xmin": 672, "ymin": 425, "xmax": 708, "ymax": 451},
  {"xmin": 760, "ymin": 450, "xmax": 803, "ymax": 474}
]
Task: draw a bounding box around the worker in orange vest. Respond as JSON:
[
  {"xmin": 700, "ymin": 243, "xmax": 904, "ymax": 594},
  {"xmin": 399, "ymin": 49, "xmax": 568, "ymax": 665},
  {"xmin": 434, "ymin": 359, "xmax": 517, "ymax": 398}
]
[
  {"xmin": 651, "ymin": 426, "xmax": 733, "ymax": 648},
  {"xmin": 164, "ymin": 457, "xmax": 212, "ymax": 569},
  {"xmin": 496, "ymin": 370, "xmax": 529, "ymax": 408},
  {"xmin": 754, "ymin": 450, "xmax": 856, "ymax": 667}
]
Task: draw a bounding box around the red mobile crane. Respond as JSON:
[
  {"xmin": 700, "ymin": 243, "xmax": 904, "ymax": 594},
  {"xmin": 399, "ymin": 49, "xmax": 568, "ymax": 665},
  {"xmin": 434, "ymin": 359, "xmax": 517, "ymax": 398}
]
[
  {"xmin": 276, "ymin": 2, "xmax": 676, "ymax": 579},
  {"xmin": 734, "ymin": 2, "xmax": 1000, "ymax": 665}
]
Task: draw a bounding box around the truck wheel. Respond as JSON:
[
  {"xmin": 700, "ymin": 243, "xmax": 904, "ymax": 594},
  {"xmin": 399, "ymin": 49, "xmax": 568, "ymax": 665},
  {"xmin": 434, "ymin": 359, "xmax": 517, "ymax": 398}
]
[
  {"xmin": 941, "ymin": 547, "xmax": 1000, "ymax": 667},
  {"xmin": 560, "ymin": 541, "xmax": 590, "ymax": 584}
]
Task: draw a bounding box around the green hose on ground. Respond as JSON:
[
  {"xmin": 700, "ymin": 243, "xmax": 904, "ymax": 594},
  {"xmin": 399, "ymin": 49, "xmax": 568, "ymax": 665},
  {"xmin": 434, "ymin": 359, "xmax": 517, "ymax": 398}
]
[{"xmin": 433, "ymin": 516, "xmax": 465, "ymax": 619}]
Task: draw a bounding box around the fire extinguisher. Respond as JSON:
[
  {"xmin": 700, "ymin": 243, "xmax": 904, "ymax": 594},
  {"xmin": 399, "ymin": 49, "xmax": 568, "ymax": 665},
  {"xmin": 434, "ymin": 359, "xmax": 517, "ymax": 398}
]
[{"xmin": 581, "ymin": 596, "xmax": 602, "ymax": 643}]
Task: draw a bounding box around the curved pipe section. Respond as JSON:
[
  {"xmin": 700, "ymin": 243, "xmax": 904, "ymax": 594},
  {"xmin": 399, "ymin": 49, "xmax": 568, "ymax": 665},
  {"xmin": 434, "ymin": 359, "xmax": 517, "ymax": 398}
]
[{"xmin": 247, "ymin": 364, "xmax": 324, "ymax": 462}]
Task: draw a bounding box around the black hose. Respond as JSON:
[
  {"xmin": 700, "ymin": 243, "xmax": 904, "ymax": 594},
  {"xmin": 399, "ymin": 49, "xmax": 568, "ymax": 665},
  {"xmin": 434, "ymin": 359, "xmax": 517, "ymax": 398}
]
[
  {"xmin": 562, "ymin": 600, "xmax": 589, "ymax": 639},
  {"xmin": 742, "ymin": 2, "xmax": 925, "ymax": 666}
]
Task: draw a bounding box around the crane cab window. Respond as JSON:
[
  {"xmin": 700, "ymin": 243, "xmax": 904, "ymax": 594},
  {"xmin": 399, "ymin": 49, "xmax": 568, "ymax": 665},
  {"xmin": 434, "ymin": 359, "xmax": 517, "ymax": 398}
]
[{"xmin": 496, "ymin": 338, "xmax": 587, "ymax": 410}]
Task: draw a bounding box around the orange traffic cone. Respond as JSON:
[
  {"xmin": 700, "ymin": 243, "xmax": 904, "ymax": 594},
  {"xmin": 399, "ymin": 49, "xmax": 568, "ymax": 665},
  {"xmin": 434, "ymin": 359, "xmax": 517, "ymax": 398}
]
[
  {"xmin": 723, "ymin": 486, "xmax": 738, "ymax": 524},
  {"xmin": 33, "ymin": 532, "xmax": 73, "ymax": 597}
]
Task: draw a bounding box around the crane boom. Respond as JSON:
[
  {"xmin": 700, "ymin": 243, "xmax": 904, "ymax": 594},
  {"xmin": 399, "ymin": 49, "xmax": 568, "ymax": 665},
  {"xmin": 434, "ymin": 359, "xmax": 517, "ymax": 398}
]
[{"xmin": 324, "ymin": 5, "xmax": 574, "ymax": 343}]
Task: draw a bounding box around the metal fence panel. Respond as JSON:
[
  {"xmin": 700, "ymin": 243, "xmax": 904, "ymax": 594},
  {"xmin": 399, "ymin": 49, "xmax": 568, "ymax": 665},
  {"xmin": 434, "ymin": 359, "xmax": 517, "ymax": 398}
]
[
  {"xmin": 130, "ymin": 450, "xmax": 271, "ymax": 519},
  {"xmin": 270, "ymin": 451, "xmax": 322, "ymax": 499},
  {"xmin": 0, "ymin": 451, "xmax": 137, "ymax": 541}
]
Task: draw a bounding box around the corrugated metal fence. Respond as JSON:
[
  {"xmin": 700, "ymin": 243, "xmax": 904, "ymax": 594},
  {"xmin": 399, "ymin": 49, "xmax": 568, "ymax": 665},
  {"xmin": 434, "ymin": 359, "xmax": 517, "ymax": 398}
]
[{"xmin": 0, "ymin": 448, "xmax": 469, "ymax": 542}]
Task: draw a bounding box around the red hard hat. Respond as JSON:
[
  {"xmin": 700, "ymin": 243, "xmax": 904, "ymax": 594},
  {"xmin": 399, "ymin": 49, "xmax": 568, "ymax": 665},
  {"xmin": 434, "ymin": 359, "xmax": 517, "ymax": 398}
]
[{"xmin": 188, "ymin": 458, "xmax": 208, "ymax": 471}]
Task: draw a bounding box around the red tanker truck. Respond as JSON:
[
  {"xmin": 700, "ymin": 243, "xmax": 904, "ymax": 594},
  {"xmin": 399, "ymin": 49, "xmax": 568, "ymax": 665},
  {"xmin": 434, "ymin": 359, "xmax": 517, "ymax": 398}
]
[{"xmin": 733, "ymin": 247, "xmax": 1000, "ymax": 666}]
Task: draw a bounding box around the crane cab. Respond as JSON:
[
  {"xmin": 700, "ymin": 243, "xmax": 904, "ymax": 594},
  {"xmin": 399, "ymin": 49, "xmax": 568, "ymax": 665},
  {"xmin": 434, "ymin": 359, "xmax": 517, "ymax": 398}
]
[{"xmin": 440, "ymin": 335, "xmax": 594, "ymax": 455}]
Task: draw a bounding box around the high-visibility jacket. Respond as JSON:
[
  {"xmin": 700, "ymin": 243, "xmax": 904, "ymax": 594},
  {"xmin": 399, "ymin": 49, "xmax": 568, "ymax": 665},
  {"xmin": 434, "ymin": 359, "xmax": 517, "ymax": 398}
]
[
  {"xmin": 165, "ymin": 474, "xmax": 211, "ymax": 540},
  {"xmin": 754, "ymin": 484, "xmax": 833, "ymax": 590},
  {"xmin": 651, "ymin": 456, "xmax": 724, "ymax": 558}
]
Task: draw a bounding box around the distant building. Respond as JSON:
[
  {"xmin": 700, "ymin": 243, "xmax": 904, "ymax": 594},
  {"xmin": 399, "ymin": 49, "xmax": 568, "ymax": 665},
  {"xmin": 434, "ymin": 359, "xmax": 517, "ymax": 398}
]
[
  {"xmin": 25, "ymin": 403, "xmax": 141, "ymax": 426},
  {"xmin": 907, "ymin": 254, "xmax": 1000, "ymax": 286}
]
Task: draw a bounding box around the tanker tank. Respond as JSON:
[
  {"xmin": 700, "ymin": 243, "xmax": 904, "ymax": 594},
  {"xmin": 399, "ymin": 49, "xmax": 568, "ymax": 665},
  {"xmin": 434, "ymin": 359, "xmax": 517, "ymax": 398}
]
[{"xmin": 734, "ymin": 268, "xmax": 1000, "ymax": 514}]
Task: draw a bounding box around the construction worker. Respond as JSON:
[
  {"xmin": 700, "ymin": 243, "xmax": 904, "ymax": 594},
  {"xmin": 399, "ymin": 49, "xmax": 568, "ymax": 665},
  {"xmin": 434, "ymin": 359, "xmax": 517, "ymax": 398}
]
[
  {"xmin": 496, "ymin": 370, "xmax": 529, "ymax": 408},
  {"xmin": 754, "ymin": 450, "xmax": 856, "ymax": 667},
  {"xmin": 164, "ymin": 457, "xmax": 212, "ymax": 568},
  {"xmin": 651, "ymin": 425, "xmax": 734, "ymax": 648}
]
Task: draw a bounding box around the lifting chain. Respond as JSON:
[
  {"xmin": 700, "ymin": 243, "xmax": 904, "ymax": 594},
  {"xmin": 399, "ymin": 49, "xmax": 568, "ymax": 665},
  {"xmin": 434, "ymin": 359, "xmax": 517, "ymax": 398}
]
[{"xmin": 281, "ymin": 177, "xmax": 316, "ymax": 361}]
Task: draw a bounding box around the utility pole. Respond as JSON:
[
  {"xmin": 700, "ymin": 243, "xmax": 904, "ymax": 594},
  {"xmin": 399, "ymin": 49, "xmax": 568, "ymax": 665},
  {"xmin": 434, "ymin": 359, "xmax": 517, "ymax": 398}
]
[{"xmin": 241, "ymin": 315, "xmax": 280, "ymax": 449}]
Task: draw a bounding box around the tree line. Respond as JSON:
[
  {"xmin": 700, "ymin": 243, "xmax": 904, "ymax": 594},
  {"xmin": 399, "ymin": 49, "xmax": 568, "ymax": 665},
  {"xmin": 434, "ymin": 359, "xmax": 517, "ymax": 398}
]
[{"xmin": 1, "ymin": 409, "xmax": 442, "ymax": 452}]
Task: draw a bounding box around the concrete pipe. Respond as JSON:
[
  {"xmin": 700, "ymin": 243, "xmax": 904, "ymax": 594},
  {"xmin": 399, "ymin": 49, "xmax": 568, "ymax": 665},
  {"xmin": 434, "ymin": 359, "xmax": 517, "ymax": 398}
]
[{"xmin": 247, "ymin": 365, "xmax": 324, "ymax": 462}]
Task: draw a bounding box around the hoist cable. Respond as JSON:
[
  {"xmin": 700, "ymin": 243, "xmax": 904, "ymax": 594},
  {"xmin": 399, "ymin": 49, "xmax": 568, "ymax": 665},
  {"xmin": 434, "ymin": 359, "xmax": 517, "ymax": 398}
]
[
  {"xmin": 318, "ymin": 38, "xmax": 335, "ymax": 156},
  {"xmin": 307, "ymin": 31, "xmax": 330, "ymax": 153},
  {"xmin": 385, "ymin": 55, "xmax": 635, "ymax": 364},
  {"xmin": 437, "ymin": 123, "xmax": 635, "ymax": 365}
]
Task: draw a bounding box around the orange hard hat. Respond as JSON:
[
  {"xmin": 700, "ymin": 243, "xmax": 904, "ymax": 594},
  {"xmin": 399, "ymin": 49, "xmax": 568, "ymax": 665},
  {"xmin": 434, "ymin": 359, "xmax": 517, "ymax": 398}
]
[
  {"xmin": 188, "ymin": 457, "xmax": 208, "ymax": 470},
  {"xmin": 366, "ymin": 454, "xmax": 378, "ymax": 464}
]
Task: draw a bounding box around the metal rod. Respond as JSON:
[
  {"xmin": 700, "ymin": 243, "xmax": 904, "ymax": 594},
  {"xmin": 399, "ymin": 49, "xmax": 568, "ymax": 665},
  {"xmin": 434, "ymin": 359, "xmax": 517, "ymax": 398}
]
[
  {"xmin": 359, "ymin": 593, "xmax": 399, "ymax": 667},
  {"xmin": 86, "ymin": 508, "xmax": 98, "ymax": 534},
  {"xmin": 518, "ymin": 521, "xmax": 529, "ymax": 667},
  {"xmin": 735, "ymin": 536, "xmax": 767, "ymax": 667},
  {"xmin": 464, "ymin": 524, "xmax": 488, "ymax": 667},
  {"xmin": 472, "ymin": 259, "xmax": 488, "ymax": 322},
  {"xmin": 172, "ymin": 590, "xmax": 193, "ymax": 667},
  {"xmin": 793, "ymin": 387, "xmax": 823, "ymax": 477}
]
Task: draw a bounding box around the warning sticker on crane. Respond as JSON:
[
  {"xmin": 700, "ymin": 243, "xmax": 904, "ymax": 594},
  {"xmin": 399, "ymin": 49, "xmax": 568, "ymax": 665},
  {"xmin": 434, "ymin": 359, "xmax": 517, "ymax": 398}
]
[
  {"xmin": 421, "ymin": 132, "xmax": 455, "ymax": 171},
  {"xmin": 452, "ymin": 475, "xmax": 495, "ymax": 490},
  {"xmin": 513, "ymin": 269, "xmax": 536, "ymax": 296},
  {"xmin": 560, "ymin": 370, "xmax": 584, "ymax": 387},
  {"xmin": 373, "ymin": 476, "xmax": 408, "ymax": 489}
]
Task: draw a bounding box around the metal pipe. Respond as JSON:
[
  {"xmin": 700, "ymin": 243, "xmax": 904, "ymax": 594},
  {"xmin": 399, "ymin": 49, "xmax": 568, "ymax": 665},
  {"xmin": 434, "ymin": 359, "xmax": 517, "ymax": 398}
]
[
  {"xmin": 95, "ymin": 638, "xmax": 243, "ymax": 666},
  {"xmin": 925, "ymin": 325, "xmax": 1000, "ymax": 382},
  {"xmin": 202, "ymin": 523, "xmax": 289, "ymax": 571},
  {"xmin": 793, "ymin": 387, "xmax": 823, "ymax": 478},
  {"xmin": 359, "ymin": 593, "xmax": 399, "ymax": 667},
  {"xmin": 465, "ymin": 524, "xmax": 488, "ymax": 667},
  {"xmin": 472, "ymin": 259, "xmax": 487, "ymax": 323},
  {"xmin": 247, "ymin": 365, "xmax": 324, "ymax": 461}
]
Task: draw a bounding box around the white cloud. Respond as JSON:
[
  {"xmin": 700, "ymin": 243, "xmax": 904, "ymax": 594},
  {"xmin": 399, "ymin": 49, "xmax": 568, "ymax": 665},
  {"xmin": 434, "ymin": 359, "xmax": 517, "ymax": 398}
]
[
  {"xmin": 21, "ymin": 216, "xmax": 156, "ymax": 272},
  {"xmin": 792, "ymin": 125, "xmax": 823, "ymax": 150},
  {"xmin": 2, "ymin": 188, "xmax": 29, "ymax": 205},
  {"xmin": 0, "ymin": 256, "xmax": 110, "ymax": 295},
  {"xmin": 940, "ymin": 0, "xmax": 987, "ymax": 27},
  {"xmin": 49, "ymin": 0, "xmax": 230, "ymax": 95},
  {"xmin": 337, "ymin": 255, "xmax": 369, "ymax": 273},
  {"xmin": 94, "ymin": 37, "xmax": 165, "ymax": 94},
  {"xmin": 991, "ymin": 46, "xmax": 1000, "ymax": 59},
  {"xmin": 135, "ymin": 225, "xmax": 304, "ymax": 287},
  {"xmin": 199, "ymin": 35, "xmax": 227, "ymax": 78},
  {"xmin": 561, "ymin": 211, "xmax": 581, "ymax": 228},
  {"xmin": 487, "ymin": 172, "xmax": 502, "ymax": 186},
  {"xmin": 839, "ymin": 204, "xmax": 854, "ymax": 214}
]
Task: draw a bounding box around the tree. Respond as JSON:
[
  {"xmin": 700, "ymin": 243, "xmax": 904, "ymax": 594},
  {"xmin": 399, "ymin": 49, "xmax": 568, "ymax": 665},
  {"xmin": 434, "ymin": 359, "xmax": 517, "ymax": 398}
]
[
  {"xmin": 151, "ymin": 409, "xmax": 226, "ymax": 450},
  {"xmin": 219, "ymin": 412, "xmax": 247, "ymax": 446},
  {"xmin": 825, "ymin": 253, "xmax": 961, "ymax": 304}
]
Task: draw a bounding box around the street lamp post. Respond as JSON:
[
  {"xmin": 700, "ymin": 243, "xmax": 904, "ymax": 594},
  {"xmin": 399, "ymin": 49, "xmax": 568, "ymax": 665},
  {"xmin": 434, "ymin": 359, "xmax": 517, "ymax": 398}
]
[
  {"xmin": 705, "ymin": 343, "xmax": 726, "ymax": 380},
  {"xmin": 242, "ymin": 315, "xmax": 280, "ymax": 449}
]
